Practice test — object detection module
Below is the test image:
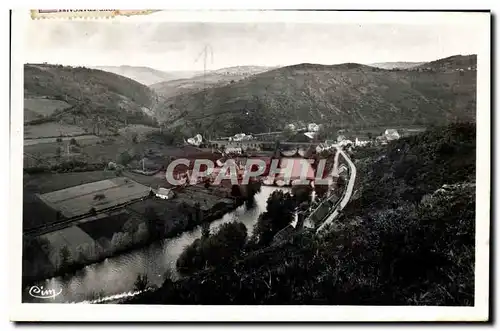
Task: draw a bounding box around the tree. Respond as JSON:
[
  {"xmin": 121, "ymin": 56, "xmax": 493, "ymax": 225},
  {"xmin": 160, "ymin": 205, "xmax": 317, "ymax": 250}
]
[
  {"xmin": 118, "ymin": 151, "xmax": 132, "ymax": 166},
  {"xmin": 201, "ymin": 222, "xmax": 210, "ymax": 239},
  {"xmin": 122, "ymin": 218, "xmax": 139, "ymax": 233},
  {"xmin": 292, "ymin": 184, "xmax": 312, "ymax": 205},
  {"xmin": 133, "ymin": 223, "xmax": 149, "ymax": 245},
  {"xmin": 59, "ymin": 245, "xmax": 71, "ymax": 270},
  {"xmin": 145, "ymin": 206, "xmax": 163, "ymax": 240},
  {"xmin": 193, "ymin": 202, "xmax": 202, "ymax": 224},
  {"xmin": 231, "ymin": 185, "xmax": 242, "ymax": 198},
  {"xmin": 93, "ymin": 193, "xmax": 106, "ymax": 201},
  {"xmin": 252, "ymin": 190, "xmax": 295, "ymax": 245},
  {"xmin": 134, "ymin": 274, "xmax": 149, "ymax": 292},
  {"xmin": 177, "ymin": 221, "xmax": 248, "ymax": 275},
  {"xmin": 111, "ymin": 232, "xmax": 132, "ymax": 250}
]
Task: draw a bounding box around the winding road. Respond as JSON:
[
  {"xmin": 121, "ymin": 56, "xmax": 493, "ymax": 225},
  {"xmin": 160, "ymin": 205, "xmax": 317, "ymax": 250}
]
[{"xmin": 315, "ymin": 146, "xmax": 357, "ymax": 234}]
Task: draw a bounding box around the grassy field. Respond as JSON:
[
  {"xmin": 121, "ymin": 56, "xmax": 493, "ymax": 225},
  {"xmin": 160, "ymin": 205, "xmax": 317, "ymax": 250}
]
[
  {"xmin": 78, "ymin": 211, "xmax": 140, "ymax": 240},
  {"xmin": 118, "ymin": 124, "xmax": 159, "ymax": 136},
  {"xmin": 24, "ymin": 134, "xmax": 101, "ymax": 146},
  {"xmin": 23, "ymin": 192, "xmax": 60, "ymax": 231},
  {"xmin": 24, "ymin": 122, "xmax": 87, "ymax": 139},
  {"xmin": 176, "ymin": 186, "xmax": 234, "ymax": 211},
  {"xmin": 127, "ymin": 198, "xmax": 189, "ymax": 234},
  {"xmin": 24, "ymin": 98, "xmax": 72, "ymax": 119},
  {"xmin": 38, "ymin": 177, "xmax": 150, "ymax": 217},
  {"xmin": 24, "ymin": 171, "xmax": 118, "ymax": 194},
  {"xmin": 123, "ymin": 171, "xmax": 171, "ymax": 189},
  {"xmin": 40, "ymin": 226, "xmax": 99, "ymax": 266}
]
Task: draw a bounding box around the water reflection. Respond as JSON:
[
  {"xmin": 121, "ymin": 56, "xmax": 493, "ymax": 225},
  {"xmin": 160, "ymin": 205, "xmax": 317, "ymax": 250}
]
[{"xmin": 24, "ymin": 186, "xmax": 288, "ymax": 303}]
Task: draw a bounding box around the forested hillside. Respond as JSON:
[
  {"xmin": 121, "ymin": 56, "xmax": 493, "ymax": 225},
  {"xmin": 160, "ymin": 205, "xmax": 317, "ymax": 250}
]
[
  {"xmin": 128, "ymin": 123, "xmax": 476, "ymax": 305},
  {"xmin": 153, "ymin": 56, "xmax": 476, "ymax": 137},
  {"xmin": 24, "ymin": 64, "xmax": 158, "ymax": 130}
]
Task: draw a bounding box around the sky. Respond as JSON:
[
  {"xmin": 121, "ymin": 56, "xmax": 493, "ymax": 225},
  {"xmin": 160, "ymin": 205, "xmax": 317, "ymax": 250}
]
[{"xmin": 24, "ymin": 16, "xmax": 484, "ymax": 72}]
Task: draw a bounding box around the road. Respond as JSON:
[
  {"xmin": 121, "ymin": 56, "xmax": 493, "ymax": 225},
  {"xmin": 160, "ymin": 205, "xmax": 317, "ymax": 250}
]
[{"xmin": 315, "ymin": 146, "xmax": 357, "ymax": 234}]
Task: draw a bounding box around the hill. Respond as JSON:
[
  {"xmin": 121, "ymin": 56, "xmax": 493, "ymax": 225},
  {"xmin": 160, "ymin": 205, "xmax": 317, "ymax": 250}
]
[
  {"xmin": 153, "ymin": 56, "xmax": 476, "ymax": 137},
  {"xmin": 415, "ymin": 54, "xmax": 477, "ymax": 71},
  {"xmin": 151, "ymin": 66, "xmax": 275, "ymax": 99},
  {"xmin": 129, "ymin": 123, "xmax": 476, "ymax": 305},
  {"xmin": 368, "ymin": 62, "xmax": 424, "ymax": 70},
  {"xmin": 24, "ymin": 64, "xmax": 158, "ymax": 132},
  {"xmin": 92, "ymin": 65, "xmax": 200, "ymax": 85}
]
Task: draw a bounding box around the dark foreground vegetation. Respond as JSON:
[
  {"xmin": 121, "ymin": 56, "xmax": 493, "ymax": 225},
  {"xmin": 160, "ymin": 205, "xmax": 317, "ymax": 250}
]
[{"xmin": 128, "ymin": 123, "xmax": 476, "ymax": 305}]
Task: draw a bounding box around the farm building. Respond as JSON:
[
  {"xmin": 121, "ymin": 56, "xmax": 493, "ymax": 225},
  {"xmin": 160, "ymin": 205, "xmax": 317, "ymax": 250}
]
[
  {"xmin": 156, "ymin": 187, "xmax": 175, "ymax": 200},
  {"xmin": 384, "ymin": 129, "xmax": 400, "ymax": 141}
]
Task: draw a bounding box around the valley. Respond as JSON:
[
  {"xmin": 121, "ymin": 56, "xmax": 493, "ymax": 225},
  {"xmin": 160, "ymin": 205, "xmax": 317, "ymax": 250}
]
[{"xmin": 22, "ymin": 54, "xmax": 477, "ymax": 306}]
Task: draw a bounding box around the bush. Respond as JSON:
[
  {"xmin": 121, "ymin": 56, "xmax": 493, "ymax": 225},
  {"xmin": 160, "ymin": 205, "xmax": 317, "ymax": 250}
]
[
  {"xmin": 177, "ymin": 221, "xmax": 248, "ymax": 275},
  {"xmin": 93, "ymin": 193, "xmax": 106, "ymax": 201},
  {"xmin": 134, "ymin": 274, "xmax": 149, "ymax": 292},
  {"xmin": 252, "ymin": 190, "xmax": 295, "ymax": 245}
]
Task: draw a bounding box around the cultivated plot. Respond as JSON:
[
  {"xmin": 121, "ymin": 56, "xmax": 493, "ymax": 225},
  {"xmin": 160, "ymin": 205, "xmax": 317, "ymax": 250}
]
[
  {"xmin": 40, "ymin": 225, "xmax": 100, "ymax": 267},
  {"xmin": 38, "ymin": 177, "xmax": 151, "ymax": 218}
]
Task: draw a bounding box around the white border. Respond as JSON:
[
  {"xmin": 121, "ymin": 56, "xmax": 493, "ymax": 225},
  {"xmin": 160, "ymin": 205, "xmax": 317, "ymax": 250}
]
[{"xmin": 9, "ymin": 8, "xmax": 491, "ymax": 322}]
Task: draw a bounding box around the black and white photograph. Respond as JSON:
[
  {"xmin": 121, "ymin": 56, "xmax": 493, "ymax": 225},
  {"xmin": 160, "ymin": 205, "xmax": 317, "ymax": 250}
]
[{"xmin": 9, "ymin": 9, "xmax": 490, "ymax": 322}]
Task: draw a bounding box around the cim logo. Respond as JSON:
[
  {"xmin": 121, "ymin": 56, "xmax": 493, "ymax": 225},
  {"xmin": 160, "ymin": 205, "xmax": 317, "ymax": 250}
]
[{"xmin": 28, "ymin": 285, "xmax": 62, "ymax": 300}]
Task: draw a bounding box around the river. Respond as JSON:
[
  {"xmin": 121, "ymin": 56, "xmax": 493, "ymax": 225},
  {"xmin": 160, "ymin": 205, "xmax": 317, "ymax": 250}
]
[{"xmin": 23, "ymin": 185, "xmax": 289, "ymax": 304}]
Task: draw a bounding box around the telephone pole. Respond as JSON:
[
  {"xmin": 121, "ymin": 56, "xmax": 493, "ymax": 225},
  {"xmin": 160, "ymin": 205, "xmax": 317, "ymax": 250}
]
[{"xmin": 195, "ymin": 44, "xmax": 214, "ymax": 90}]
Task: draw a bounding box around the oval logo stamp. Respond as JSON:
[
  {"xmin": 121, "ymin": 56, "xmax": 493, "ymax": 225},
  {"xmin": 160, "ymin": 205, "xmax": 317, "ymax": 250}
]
[{"xmin": 28, "ymin": 285, "xmax": 62, "ymax": 300}]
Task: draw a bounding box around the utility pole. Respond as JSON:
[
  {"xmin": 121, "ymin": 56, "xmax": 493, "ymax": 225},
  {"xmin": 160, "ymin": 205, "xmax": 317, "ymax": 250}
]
[
  {"xmin": 195, "ymin": 44, "xmax": 214, "ymax": 124},
  {"xmin": 195, "ymin": 44, "xmax": 214, "ymax": 91}
]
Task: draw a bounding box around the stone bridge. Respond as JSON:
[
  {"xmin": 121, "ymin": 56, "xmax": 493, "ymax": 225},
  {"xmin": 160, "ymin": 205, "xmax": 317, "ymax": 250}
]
[{"xmin": 207, "ymin": 140, "xmax": 321, "ymax": 156}]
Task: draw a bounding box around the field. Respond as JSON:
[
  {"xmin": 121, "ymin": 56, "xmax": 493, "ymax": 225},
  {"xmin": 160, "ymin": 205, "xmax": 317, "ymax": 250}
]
[
  {"xmin": 123, "ymin": 171, "xmax": 172, "ymax": 189},
  {"xmin": 78, "ymin": 211, "xmax": 141, "ymax": 240},
  {"xmin": 24, "ymin": 134, "xmax": 101, "ymax": 146},
  {"xmin": 39, "ymin": 226, "xmax": 100, "ymax": 266},
  {"xmin": 118, "ymin": 124, "xmax": 159, "ymax": 136},
  {"xmin": 176, "ymin": 186, "xmax": 234, "ymax": 211},
  {"xmin": 24, "ymin": 171, "xmax": 118, "ymax": 194},
  {"xmin": 24, "ymin": 97, "xmax": 72, "ymax": 122},
  {"xmin": 23, "ymin": 192, "xmax": 60, "ymax": 231},
  {"xmin": 37, "ymin": 177, "xmax": 150, "ymax": 217},
  {"xmin": 24, "ymin": 122, "xmax": 86, "ymax": 139}
]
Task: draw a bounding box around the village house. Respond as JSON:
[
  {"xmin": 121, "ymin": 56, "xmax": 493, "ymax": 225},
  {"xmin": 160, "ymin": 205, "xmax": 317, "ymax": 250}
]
[
  {"xmin": 384, "ymin": 129, "xmax": 400, "ymax": 141},
  {"xmin": 155, "ymin": 187, "xmax": 175, "ymax": 200}
]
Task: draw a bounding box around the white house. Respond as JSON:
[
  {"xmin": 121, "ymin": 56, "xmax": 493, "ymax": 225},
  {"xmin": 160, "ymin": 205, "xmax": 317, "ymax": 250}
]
[
  {"xmin": 384, "ymin": 129, "xmax": 400, "ymax": 141},
  {"xmin": 156, "ymin": 187, "xmax": 174, "ymax": 200},
  {"xmin": 186, "ymin": 134, "xmax": 203, "ymax": 146},
  {"xmin": 355, "ymin": 137, "xmax": 370, "ymax": 147},
  {"xmin": 308, "ymin": 123, "xmax": 320, "ymax": 132}
]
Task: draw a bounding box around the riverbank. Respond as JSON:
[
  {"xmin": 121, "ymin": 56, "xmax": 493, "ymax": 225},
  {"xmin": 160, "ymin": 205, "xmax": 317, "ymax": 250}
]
[
  {"xmin": 23, "ymin": 185, "xmax": 283, "ymax": 303},
  {"xmin": 22, "ymin": 193, "xmax": 243, "ymax": 286}
]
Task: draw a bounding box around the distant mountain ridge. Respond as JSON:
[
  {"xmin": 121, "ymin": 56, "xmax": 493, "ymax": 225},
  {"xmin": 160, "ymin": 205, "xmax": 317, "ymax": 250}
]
[
  {"xmin": 153, "ymin": 55, "xmax": 476, "ymax": 137},
  {"xmin": 151, "ymin": 65, "xmax": 276, "ymax": 99},
  {"xmin": 368, "ymin": 62, "xmax": 424, "ymax": 70},
  {"xmin": 415, "ymin": 54, "xmax": 477, "ymax": 71},
  {"xmin": 91, "ymin": 65, "xmax": 201, "ymax": 86}
]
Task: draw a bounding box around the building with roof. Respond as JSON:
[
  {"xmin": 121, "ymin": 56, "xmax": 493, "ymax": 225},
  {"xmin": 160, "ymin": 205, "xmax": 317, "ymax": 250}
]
[
  {"xmin": 156, "ymin": 187, "xmax": 175, "ymax": 200},
  {"xmin": 384, "ymin": 129, "xmax": 400, "ymax": 141}
]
